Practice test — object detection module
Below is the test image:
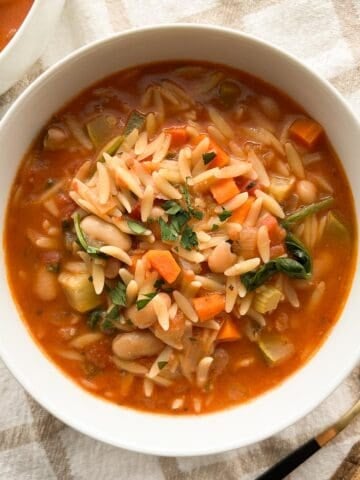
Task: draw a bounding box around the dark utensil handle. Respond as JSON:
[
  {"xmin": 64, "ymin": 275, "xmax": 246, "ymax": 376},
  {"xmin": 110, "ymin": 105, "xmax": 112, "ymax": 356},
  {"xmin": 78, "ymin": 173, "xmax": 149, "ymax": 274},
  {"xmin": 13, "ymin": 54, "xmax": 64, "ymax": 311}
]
[{"xmin": 256, "ymin": 438, "xmax": 320, "ymax": 480}]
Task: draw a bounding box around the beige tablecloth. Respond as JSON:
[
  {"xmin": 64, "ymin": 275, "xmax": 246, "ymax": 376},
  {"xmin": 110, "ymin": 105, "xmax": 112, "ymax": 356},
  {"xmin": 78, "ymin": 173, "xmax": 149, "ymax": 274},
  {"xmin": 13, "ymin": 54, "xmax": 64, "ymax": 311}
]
[{"xmin": 1, "ymin": 1, "xmax": 360, "ymax": 478}]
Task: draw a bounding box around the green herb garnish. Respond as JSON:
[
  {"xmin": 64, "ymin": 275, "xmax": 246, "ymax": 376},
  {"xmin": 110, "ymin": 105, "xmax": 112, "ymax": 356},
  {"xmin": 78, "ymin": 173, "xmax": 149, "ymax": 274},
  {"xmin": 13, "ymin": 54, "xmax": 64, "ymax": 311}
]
[
  {"xmin": 87, "ymin": 309, "xmax": 103, "ymax": 329},
  {"xmin": 127, "ymin": 219, "xmax": 147, "ymax": 235},
  {"xmin": 159, "ymin": 218, "xmax": 179, "ymax": 242},
  {"xmin": 202, "ymin": 151, "xmax": 216, "ymax": 165},
  {"xmin": 46, "ymin": 263, "xmax": 60, "ymax": 273},
  {"xmin": 211, "ymin": 224, "xmax": 220, "ymax": 231},
  {"xmin": 136, "ymin": 292, "xmax": 157, "ymax": 310},
  {"xmin": 109, "ymin": 281, "xmax": 127, "ymax": 307},
  {"xmin": 218, "ymin": 209, "xmax": 232, "ymax": 222},
  {"xmin": 180, "ymin": 182, "xmax": 203, "ymax": 220},
  {"xmin": 180, "ymin": 225, "xmax": 198, "ymax": 250},
  {"xmin": 158, "ymin": 361, "xmax": 168, "ymax": 370},
  {"xmin": 163, "ymin": 200, "xmax": 183, "ymax": 215}
]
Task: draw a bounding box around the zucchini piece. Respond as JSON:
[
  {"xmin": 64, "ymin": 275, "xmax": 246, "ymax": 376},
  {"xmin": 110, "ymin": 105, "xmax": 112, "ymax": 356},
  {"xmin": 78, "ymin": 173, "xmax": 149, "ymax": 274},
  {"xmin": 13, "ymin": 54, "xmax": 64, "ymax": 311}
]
[
  {"xmin": 325, "ymin": 211, "xmax": 350, "ymax": 240},
  {"xmin": 269, "ymin": 176, "xmax": 295, "ymax": 202},
  {"xmin": 96, "ymin": 135, "xmax": 123, "ymax": 162},
  {"xmin": 253, "ymin": 286, "xmax": 282, "ymax": 314},
  {"xmin": 258, "ymin": 332, "xmax": 294, "ymax": 365},
  {"xmin": 58, "ymin": 272, "xmax": 102, "ymax": 313},
  {"xmin": 219, "ymin": 80, "xmax": 241, "ymax": 107},
  {"xmin": 86, "ymin": 115, "xmax": 117, "ymax": 147},
  {"xmin": 123, "ymin": 111, "xmax": 146, "ymax": 136}
]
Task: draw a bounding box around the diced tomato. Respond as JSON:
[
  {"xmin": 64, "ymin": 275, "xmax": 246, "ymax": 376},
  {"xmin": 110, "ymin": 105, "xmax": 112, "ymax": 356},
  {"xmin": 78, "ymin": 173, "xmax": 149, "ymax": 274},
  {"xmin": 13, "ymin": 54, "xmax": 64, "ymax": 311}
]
[
  {"xmin": 85, "ymin": 339, "xmax": 112, "ymax": 369},
  {"xmin": 56, "ymin": 192, "xmax": 77, "ymax": 219},
  {"xmin": 39, "ymin": 250, "xmax": 61, "ymax": 264},
  {"xmin": 129, "ymin": 202, "xmax": 141, "ymax": 220},
  {"xmin": 270, "ymin": 244, "xmax": 286, "ymax": 259},
  {"xmin": 258, "ymin": 213, "xmax": 286, "ymax": 244}
]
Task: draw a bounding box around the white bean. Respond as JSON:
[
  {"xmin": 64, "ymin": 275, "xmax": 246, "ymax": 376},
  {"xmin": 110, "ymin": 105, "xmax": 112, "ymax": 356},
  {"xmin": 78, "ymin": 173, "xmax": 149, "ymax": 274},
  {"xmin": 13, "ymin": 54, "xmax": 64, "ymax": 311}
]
[
  {"xmin": 33, "ymin": 266, "xmax": 58, "ymax": 301},
  {"xmin": 208, "ymin": 242, "xmax": 236, "ymax": 273},
  {"xmin": 112, "ymin": 331, "xmax": 164, "ymax": 360},
  {"xmin": 80, "ymin": 215, "xmax": 131, "ymax": 251},
  {"xmin": 296, "ymin": 180, "xmax": 317, "ymax": 204}
]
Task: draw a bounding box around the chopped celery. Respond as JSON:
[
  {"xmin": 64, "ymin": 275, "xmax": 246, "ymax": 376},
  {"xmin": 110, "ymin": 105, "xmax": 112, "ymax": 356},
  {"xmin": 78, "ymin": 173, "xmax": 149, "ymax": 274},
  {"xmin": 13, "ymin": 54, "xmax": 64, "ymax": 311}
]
[
  {"xmin": 325, "ymin": 211, "xmax": 350, "ymax": 240},
  {"xmin": 123, "ymin": 111, "xmax": 145, "ymax": 136},
  {"xmin": 58, "ymin": 272, "xmax": 102, "ymax": 313},
  {"xmin": 269, "ymin": 176, "xmax": 295, "ymax": 202},
  {"xmin": 253, "ymin": 286, "xmax": 282, "ymax": 314},
  {"xmin": 258, "ymin": 333, "xmax": 294, "ymax": 365},
  {"xmin": 86, "ymin": 115, "xmax": 117, "ymax": 147},
  {"xmin": 96, "ymin": 135, "xmax": 123, "ymax": 162}
]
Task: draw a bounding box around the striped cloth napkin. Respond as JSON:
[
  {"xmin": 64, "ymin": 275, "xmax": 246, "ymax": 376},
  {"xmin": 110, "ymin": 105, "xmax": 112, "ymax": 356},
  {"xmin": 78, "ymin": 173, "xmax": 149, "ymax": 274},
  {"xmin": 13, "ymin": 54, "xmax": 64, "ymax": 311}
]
[{"xmin": 1, "ymin": 1, "xmax": 360, "ymax": 479}]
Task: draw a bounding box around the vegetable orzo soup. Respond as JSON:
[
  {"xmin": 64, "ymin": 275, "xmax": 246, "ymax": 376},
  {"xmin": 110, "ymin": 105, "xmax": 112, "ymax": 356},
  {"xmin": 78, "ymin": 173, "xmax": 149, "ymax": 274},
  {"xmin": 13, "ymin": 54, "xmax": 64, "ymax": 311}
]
[{"xmin": 5, "ymin": 62, "xmax": 357, "ymax": 414}]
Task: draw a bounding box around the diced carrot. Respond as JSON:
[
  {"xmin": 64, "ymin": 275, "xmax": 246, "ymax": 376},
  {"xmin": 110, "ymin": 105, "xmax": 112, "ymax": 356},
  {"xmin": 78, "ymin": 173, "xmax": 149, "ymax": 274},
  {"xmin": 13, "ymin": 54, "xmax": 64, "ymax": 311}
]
[
  {"xmin": 258, "ymin": 213, "xmax": 286, "ymax": 244},
  {"xmin": 192, "ymin": 134, "xmax": 230, "ymax": 168},
  {"xmin": 208, "ymin": 140, "xmax": 230, "ymax": 168},
  {"xmin": 217, "ymin": 316, "xmax": 242, "ymax": 343},
  {"xmin": 192, "ymin": 294, "xmax": 225, "ymax": 322},
  {"xmin": 289, "ymin": 118, "xmax": 323, "ymax": 149},
  {"xmin": 210, "ymin": 178, "xmax": 240, "ymax": 204},
  {"xmin": 147, "ymin": 250, "xmax": 181, "ymax": 284},
  {"xmin": 231, "ymin": 197, "xmax": 255, "ymax": 224},
  {"xmin": 165, "ymin": 127, "xmax": 189, "ymax": 148}
]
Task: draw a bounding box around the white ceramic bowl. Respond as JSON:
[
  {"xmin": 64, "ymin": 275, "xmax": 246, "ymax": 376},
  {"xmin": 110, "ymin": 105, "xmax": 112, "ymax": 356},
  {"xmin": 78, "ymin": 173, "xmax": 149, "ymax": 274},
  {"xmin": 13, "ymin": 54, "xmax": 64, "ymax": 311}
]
[
  {"xmin": 0, "ymin": 25, "xmax": 359, "ymax": 456},
  {"xmin": 0, "ymin": 0, "xmax": 64, "ymax": 95}
]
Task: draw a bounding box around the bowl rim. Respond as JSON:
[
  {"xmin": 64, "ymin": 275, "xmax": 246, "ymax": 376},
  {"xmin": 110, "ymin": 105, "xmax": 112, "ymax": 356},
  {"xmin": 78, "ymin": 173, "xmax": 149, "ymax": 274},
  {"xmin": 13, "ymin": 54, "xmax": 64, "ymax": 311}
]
[
  {"xmin": 0, "ymin": 0, "xmax": 39, "ymax": 60},
  {"xmin": 0, "ymin": 23, "xmax": 359, "ymax": 457}
]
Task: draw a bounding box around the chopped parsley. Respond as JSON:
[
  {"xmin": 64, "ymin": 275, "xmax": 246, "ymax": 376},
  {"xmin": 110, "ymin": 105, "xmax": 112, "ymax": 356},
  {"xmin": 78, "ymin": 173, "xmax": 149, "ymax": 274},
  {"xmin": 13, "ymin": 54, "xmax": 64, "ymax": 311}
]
[
  {"xmin": 211, "ymin": 224, "xmax": 220, "ymax": 231},
  {"xmin": 159, "ymin": 218, "xmax": 179, "ymax": 242},
  {"xmin": 136, "ymin": 292, "xmax": 157, "ymax": 310},
  {"xmin": 163, "ymin": 200, "xmax": 183, "ymax": 215},
  {"xmin": 180, "ymin": 182, "xmax": 203, "ymax": 220},
  {"xmin": 105, "ymin": 305, "xmax": 120, "ymax": 320},
  {"xmin": 202, "ymin": 151, "xmax": 216, "ymax": 165},
  {"xmin": 157, "ymin": 361, "xmax": 168, "ymax": 370},
  {"xmin": 87, "ymin": 309, "xmax": 103, "ymax": 329},
  {"xmin": 154, "ymin": 278, "xmax": 165, "ymax": 290},
  {"xmin": 109, "ymin": 281, "xmax": 127, "ymax": 307},
  {"xmin": 46, "ymin": 263, "xmax": 60, "ymax": 273},
  {"xmin": 218, "ymin": 209, "xmax": 232, "ymax": 222},
  {"xmin": 127, "ymin": 219, "xmax": 147, "ymax": 235},
  {"xmin": 180, "ymin": 225, "xmax": 198, "ymax": 251}
]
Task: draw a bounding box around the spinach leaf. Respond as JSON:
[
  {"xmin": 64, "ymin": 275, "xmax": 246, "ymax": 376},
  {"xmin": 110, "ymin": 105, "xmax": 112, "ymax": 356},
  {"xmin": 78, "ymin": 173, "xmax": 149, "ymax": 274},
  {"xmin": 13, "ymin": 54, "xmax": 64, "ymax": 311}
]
[
  {"xmin": 285, "ymin": 232, "xmax": 312, "ymax": 275},
  {"xmin": 241, "ymin": 232, "xmax": 312, "ymax": 290}
]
